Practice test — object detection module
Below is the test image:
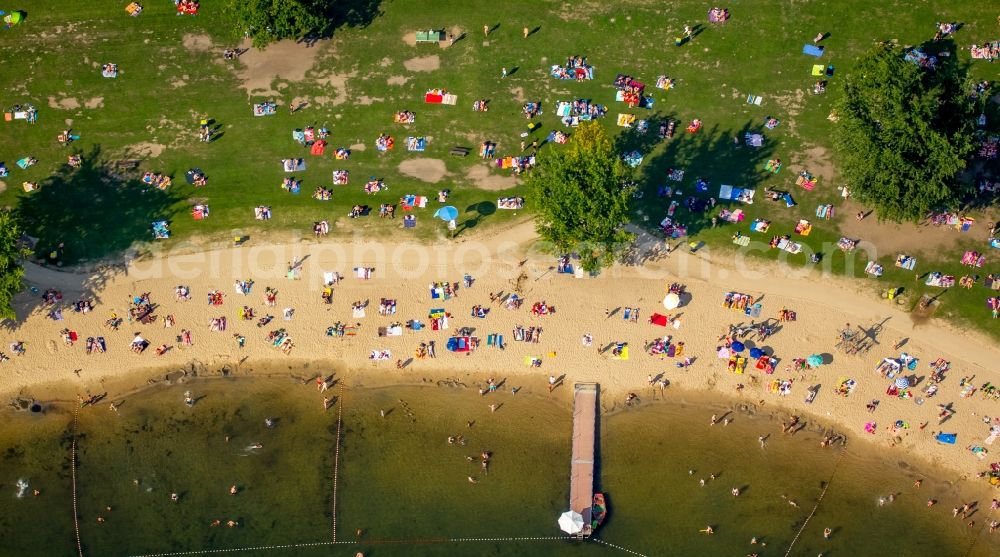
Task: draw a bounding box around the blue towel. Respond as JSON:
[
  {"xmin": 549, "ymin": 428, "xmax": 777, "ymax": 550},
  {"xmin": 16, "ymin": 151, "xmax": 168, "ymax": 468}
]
[
  {"xmin": 934, "ymin": 433, "xmax": 956, "ymax": 444},
  {"xmin": 802, "ymin": 44, "xmax": 824, "ymax": 57}
]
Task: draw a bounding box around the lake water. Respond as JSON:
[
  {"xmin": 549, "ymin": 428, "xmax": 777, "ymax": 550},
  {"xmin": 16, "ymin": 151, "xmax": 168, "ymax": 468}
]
[{"xmin": 1, "ymin": 376, "xmax": 997, "ymax": 557}]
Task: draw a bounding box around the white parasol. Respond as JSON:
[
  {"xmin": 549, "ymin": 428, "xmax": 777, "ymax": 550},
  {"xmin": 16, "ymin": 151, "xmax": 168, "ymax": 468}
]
[
  {"xmin": 558, "ymin": 510, "xmax": 585, "ymax": 534},
  {"xmin": 663, "ymin": 293, "xmax": 680, "ymax": 310}
]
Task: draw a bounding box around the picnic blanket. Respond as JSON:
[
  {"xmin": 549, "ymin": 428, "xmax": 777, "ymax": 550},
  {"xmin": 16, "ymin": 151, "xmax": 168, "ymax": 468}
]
[
  {"xmin": 152, "ymin": 221, "xmax": 170, "ymax": 239},
  {"xmin": 796, "ymin": 172, "xmax": 817, "ymax": 191},
  {"xmin": 895, "ymin": 254, "xmax": 917, "ymax": 270},
  {"xmin": 282, "ymin": 159, "xmax": 306, "ymax": 172},
  {"xmin": 406, "ymin": 137, "xmax": 427, "ymax": 151},
  {"xmin": 719, "ymin": 185, "xmax": 755, "ymax": 204},
  {"xmin": 253, "ymin": 102, "xmax": 277, "ymax": 116},
  {"xmin": 775, "ymin": 237, "xmax": 802, "ymax": 254},
  {"xmin": 400, "ymin": 194, "xmax": 427, "ymax": 210},
  {"xmin": 550, "ymin": 65, "xmax": 593, "ymax": 80},
  {"xmin": 616, "ymin": 113, "xmax": 636, "ymax": 128}
]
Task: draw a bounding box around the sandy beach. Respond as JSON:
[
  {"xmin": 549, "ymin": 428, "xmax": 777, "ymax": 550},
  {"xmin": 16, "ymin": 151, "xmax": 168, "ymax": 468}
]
[{"xmin": 4, "ymin": 220, "xmax": 999, "ymax": 480}]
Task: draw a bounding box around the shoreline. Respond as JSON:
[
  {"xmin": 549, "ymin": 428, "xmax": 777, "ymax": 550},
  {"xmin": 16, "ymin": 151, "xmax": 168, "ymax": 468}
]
[
  {"xmin": 10, "ymin": 365, "xmax": 996, "ymax": 515},
  {"xmin": 4, "ymin": 228, "xmax": 1000, "ymax": 485}
]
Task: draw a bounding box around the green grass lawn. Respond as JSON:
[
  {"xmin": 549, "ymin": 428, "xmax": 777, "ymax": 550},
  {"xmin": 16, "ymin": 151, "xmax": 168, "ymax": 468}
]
[{"xmin": 0, "ymin": 0, "xmax": 996, "ymax": 336}]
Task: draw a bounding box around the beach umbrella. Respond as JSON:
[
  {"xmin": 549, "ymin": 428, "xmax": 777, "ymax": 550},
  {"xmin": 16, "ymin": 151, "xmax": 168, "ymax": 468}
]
[
  {"xmin": 434, "ymin": 206, "xmax": 458, "ymax": 221},
  {"xmin": 807, "ymin": 354, "xmax": 823, "ymax": 367},
  {"xmin": 894, "ymin": 376, "xmax": 910, "ymax": 389},
  {"xmin": 558, "ymin": 510, "xmax": 585, "ymax": 534},
  {"xmin": 663, "ymin": 292, "xmax": 680, "ymax": 310},
  {"xmin": 749, "ymin": 347, "xmax": 764, "ymax": 359},
  {"xmin": 731, "ymin": 341, "xmax": 745, "ymax": 353},
  {"xmin": 717, "ymin": 347, "xmax": 730, "ymax": 359}
]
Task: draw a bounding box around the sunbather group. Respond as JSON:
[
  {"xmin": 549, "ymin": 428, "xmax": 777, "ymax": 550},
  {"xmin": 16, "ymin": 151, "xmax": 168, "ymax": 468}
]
[
  {"xmin": 176, "ymin": 0, "xmax": 199, "ymax": 15},
  {"xmin": 550, "ymin": 55, "xmax": 593, "ymax": 80},
  {"xmin": 313, "ymin": 186, "xmax": 332, "ymax": 200},
  {"xmin": 253, "ymin": 102, "xmax": 277, "ymax": 116},
  {"xmin": 141, "ymin": 172, "xmax": 171, "ymax": 190},
  {"xmin": 479, "ymin": 141, "xmax": 496, "ymax": 159},
  {"xmin": 970, "ymin": 41, "xmax": 999, "ymax": 61},
  {"xmin": 188, "ymin": 169, "xmax": 207, "ymax": 187},
  {"xmin": 495, "ymin": 154, "xmax": 535, "ymax": 174},
  {"xmin": 375, "ymin": 133, "xmax": 395, "ymax": 151},
  {"xmin": 393, "ymin": 110, "xmax": 415, "ymax": 124},
  {"xmin": 708, "ymin": 7, "xmax": 730, "ymax": 23},
  {"xmin": 472, "ymin": 99, "xmax": 489, "ymax": 112},
  {"xmin": 516, "ymin": 99, "xmax": 544, "ymax": 120}
]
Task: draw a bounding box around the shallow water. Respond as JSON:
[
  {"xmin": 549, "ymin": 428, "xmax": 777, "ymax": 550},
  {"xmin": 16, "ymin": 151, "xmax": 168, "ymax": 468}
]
[{"xmin": 0, "ymin": 377, "xmax": 997, "ymax": 557}]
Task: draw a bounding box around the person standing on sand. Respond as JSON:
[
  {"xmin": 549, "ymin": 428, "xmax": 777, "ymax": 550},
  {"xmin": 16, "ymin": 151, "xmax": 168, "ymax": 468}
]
[
  {"xmin": 548, "ymin": 375, "xmax": 557, "ymax": 392},
  {"xmin": 523, "ymin": 26, "xmax": 529, "ymax": 39},
  {"xmin": 710, "ymin": 414, "xmax": 717, "ymax": 426}
]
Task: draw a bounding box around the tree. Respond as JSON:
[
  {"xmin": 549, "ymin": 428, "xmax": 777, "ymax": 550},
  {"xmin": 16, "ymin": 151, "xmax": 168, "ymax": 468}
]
[
  {"xmin": 224, "ymin": 0, "xmax": 328, "ymax": 48},
  {"xmin": 833, "ymin": 42, "xmax": 977, "ymax": 222},
  {"xmin": 0, "ymin": 210, "xmax": 27, "ymax": 322},
  {"xmin": 526, "ymin": 122, "xmax": 635, "ymax": 273}
]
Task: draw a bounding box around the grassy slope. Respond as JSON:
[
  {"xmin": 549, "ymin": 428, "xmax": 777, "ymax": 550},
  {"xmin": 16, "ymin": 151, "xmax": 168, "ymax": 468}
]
[{"xmin": 0, "ymin": 0, "xmax": 996, "ymax": 335}]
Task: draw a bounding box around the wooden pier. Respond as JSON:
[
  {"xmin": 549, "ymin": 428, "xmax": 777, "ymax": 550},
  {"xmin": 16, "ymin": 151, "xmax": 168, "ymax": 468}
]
[{"xmin": 568, "ymin": 383, "xmax": 598, "ymax": 537}]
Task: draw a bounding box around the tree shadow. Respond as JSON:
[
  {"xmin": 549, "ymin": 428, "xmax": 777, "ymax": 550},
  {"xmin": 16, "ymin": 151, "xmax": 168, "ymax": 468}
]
[
  {"xmin": 314, "ymin": 0, "xmax": 384, "ymax": 38},
  {"xmin": 635, "ymin": 120, "xmax": 775, "ymax": 236},
  {"xmin": 16, "ymin": 145, "xmax": 181, "ymax": 266},
  {"xmin": 466, "ymin": 201, "xmax": 496, "ymax": 217},
  {"xmin": 613, "ymin": 111, "xmax": 675, "ymax": 159}
]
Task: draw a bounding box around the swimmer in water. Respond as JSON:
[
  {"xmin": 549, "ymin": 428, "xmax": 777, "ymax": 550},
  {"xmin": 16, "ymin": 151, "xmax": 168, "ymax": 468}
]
[
  {"xmin": 211, "ymin": 519, "xmax": 221, "ymax": 527},
  {"xmin": 823, "ymin": 527, "xmax": 831, "ymax": 539},
  {"xmin": 699, "ymin": 479, "xmax": 705, "ymax": 487},
  {"xmin": 700, "ymin": 526, "xmax": 714, "ymax": 534},
  {"xmin": 247, "ymin": 443, "xmax": 263, "ymax": 450},
  {"xmin": 732, "ymin": 487, "xmax": 740, "ymax": 497},
  {"xmin": 170, "ymin": 493, "xmax": 179, "ymax": 503},
  {"xmin": 229, "ymin": 485, "xmax": 238, "ymax": 495},
  {"xmin": 467, "ymin": 476, "xmax": 478, "ymax": 484}
]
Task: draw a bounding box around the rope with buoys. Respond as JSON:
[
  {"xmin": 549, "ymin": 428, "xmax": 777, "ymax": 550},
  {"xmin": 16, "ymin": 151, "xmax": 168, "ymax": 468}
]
[
  {"xmin": 331, "ymin": 380, "xmax": 344, "ymax": 542},
  {"xmin": 783, "ymin": 443, "xmax": 848, "ymax": 557},
  {"xmin": 71, "ymin": 405, "xmax": 84, "ymax": 557}
]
